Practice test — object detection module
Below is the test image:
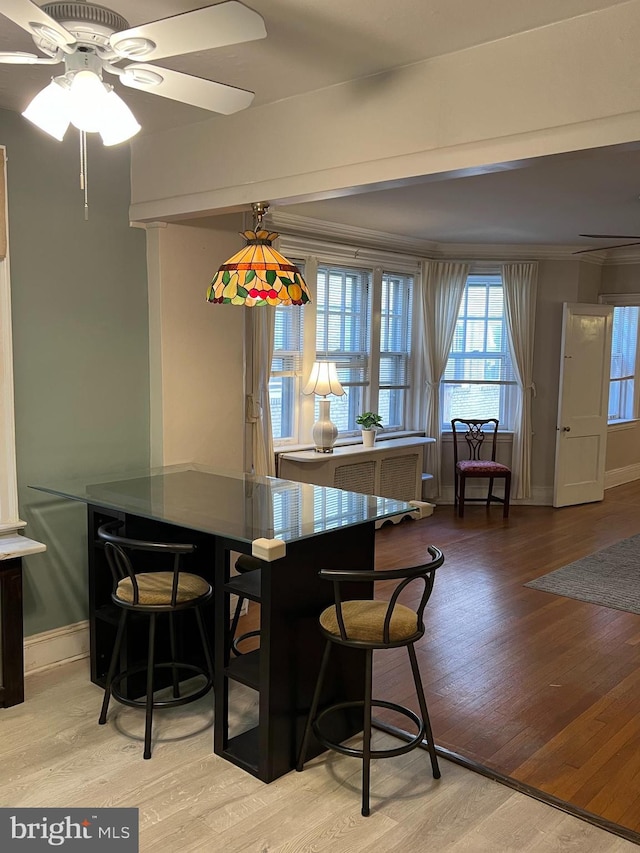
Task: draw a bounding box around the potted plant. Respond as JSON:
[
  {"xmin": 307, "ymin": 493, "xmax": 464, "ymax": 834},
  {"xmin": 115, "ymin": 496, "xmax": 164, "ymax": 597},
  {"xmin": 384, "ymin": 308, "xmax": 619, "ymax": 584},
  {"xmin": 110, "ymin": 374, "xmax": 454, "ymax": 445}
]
[{"xmin": 356, "ymin": 412, "xmax": 383, "ymax": 447}]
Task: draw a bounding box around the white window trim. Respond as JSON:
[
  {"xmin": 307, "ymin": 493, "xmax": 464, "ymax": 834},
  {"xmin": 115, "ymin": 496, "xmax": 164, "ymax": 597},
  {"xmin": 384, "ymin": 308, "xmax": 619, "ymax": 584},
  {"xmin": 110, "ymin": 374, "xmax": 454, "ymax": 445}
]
[
  {"xmin": 0, "ymin": 146, "xmax": 25, "ymax": 534},
  {"xmin": 608, "ymin": 419, "xmax": 639, "ymax": 431},
  {"xmin": 599, "ymin": 292, "xmax": 640, "ymax": 425},
  {"xmin": 0, "ymin": 146, "xmax": 46, "ymax": 559},
  {"xmin": 599, "ymin": 293, "xmax": 640, "ymax": 306}
]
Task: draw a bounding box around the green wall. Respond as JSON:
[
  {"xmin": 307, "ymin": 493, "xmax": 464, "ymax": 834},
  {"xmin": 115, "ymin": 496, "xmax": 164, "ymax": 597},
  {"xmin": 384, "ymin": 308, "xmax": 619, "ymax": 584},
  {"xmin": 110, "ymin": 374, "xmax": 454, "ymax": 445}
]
[{"xmin": 0, "ymin": 108, "xmax": 150, "ymax": 636}]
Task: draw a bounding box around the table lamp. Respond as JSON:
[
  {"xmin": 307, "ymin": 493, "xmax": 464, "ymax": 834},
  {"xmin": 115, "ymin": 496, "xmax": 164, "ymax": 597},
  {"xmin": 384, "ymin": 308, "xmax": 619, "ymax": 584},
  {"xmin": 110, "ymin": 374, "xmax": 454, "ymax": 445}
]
[{"xmin": 302, "ymin": 361, "xmax": 345, "ymax": 453}]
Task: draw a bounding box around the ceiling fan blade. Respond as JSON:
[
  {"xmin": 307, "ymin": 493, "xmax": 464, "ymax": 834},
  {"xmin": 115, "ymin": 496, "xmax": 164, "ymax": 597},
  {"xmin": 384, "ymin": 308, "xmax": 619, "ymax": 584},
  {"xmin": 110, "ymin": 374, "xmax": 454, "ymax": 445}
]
[
  {"xmin": 0, "ymin": 0, "xmax": 75, "ymax": 46},
  {"xmin": 579, "ymin": 234, "xmax": 640, "ymax": 239},
  {"xmin": 573, "ymin": 241, "xmax": 640, "ymax": 255},
  {"xmin": 120, "ymin": 64, "xmax": 255, "ymax": 115},
  {"xmin": 0, "ymin": 51, "xmax": 42, "ymax": 63},
  {"xmin": 110, "ymin": 1, "xmax": 266, "ymax": 62}
]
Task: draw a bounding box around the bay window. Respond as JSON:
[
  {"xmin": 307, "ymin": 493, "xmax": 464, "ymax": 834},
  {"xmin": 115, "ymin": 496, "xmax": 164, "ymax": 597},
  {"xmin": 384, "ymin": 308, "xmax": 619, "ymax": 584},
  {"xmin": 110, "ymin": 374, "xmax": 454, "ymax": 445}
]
[
  {"xmin": 379, "ymin": 273, "xmax": 413, "ymax": 430},
  {"xmin": 270, "ymin": 301, "xmax": 304, "ymax": 441},
  {"xmin": 269, "ymin": 248, "xmax": 416, "ymax": 446},
  {"xmin": 441, "ymin": 273, "xmax": 516, "ymax": 430},
  {"xmin": 315, "ymin": 265, "xmax": 370, "ymax": 433}
]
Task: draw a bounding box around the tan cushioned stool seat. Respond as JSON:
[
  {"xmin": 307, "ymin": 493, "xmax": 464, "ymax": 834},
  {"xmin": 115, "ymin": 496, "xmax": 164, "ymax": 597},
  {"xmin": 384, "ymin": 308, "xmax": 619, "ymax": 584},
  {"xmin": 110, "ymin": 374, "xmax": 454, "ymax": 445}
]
[
  {"xmin": 320, "ymin": 600, "xmax": 419, "ymax": 643},
  {"xmin": 116, "ymin": 572, "xmax": 210, "ymax": 606},
  {"xmin": 235, "ymin": 554, "xmax": 263, "ymax": 573}
]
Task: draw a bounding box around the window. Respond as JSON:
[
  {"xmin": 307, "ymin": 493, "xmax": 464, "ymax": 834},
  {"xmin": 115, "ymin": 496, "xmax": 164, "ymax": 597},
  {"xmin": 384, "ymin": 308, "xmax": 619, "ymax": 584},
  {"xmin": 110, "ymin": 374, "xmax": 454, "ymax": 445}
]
[
  {"xmin": 608, "ymin": 305, "xmax": 639, "ymax": 423},
  {"xmin": 315, "ymin": 265, "xmax": 370, "ymax": 433},
  {"xmin": 379, "ymin": 273, "xmax": 413, "ymax": 429},
  {"xmin": 269, "ymin": 251, "xmax": 416, "ymax": 445},
  {"xmin": 441, "ymin": 273, "xmax": 516, "ymax": 430}
]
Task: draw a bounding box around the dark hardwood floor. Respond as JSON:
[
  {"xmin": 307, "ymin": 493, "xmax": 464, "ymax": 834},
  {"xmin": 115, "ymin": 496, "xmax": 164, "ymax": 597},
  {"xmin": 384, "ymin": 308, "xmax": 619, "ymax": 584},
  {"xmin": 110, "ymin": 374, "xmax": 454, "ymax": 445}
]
[{"xmin": 374, "ymin": 482, "xmax": 640, "ymax": 838}]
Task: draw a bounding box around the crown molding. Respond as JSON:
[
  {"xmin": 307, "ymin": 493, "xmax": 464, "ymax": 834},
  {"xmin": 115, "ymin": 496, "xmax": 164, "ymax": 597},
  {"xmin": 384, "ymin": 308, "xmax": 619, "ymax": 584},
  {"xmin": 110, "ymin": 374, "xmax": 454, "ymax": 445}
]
[
  {"xmin": 270, "ymin": 211, "xmax": 439, "ymax": 256},
  {"xmin": 269, "ymin": 212, "xmax": 606, "ymax": 263},
  {"xmin": 433, "ymin": 242, "xmax": 605, "ymax": 263},
  {"xmin": 601, "ymin": 248, "xmax": 640, "ymax": 265}
]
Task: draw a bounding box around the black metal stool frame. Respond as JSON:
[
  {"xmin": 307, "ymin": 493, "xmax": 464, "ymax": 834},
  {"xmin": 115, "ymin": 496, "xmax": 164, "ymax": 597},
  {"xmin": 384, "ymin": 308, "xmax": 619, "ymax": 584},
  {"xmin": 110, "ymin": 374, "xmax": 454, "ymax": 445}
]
[
  {"xmin": 228, "ymin": 554, "xmax": 262, "ymax": 656},
  {"xmin": 297, "ymin": 545, "xmax": 444, "ymax": 817},
  {"xmin": 97, "ymin": 522, "xmax": 214, "ymax": 759}
]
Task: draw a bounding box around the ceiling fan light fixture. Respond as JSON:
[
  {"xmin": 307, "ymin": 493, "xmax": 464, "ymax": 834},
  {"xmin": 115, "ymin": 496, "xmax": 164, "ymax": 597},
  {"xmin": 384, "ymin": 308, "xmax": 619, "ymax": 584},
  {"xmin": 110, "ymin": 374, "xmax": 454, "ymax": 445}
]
[
  {"xmin": 22, "ymin": 78, "xmax": 71, "ymax": 141},
  {"xmin": 68, "ymin": 69, "xmax": 109, "ymax": 132},
  {"xmin": 99, "ymin": 91, "xmax": 141, "ymax": 145}
]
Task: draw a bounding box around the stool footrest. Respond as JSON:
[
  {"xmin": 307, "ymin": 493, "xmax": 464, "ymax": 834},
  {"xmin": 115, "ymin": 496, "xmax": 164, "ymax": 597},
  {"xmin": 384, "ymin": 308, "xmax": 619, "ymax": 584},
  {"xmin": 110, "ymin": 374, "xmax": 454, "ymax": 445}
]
[
  {"xmin": 313, "ymin": 699, "xmax": 425, "ymax": 759},
  {"xmin": 111, "ymin": 662, "xmax": 212, "ymax": 710},
  {"xmin": 231, "ymin": 629, "xmax": 261, "ymax": 657}
]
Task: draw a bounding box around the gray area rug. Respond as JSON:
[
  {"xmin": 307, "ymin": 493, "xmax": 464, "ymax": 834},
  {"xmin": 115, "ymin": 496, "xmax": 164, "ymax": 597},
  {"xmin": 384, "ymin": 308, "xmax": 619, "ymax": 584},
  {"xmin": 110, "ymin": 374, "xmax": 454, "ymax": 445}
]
[{"xmin": 525, "ymin": 534, "xmax": 640, "ymax": 615}]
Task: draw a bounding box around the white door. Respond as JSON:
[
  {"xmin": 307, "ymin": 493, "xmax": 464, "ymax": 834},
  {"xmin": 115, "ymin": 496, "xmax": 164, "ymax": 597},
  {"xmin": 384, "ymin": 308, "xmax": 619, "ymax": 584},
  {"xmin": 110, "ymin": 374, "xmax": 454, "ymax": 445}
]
[{"xmin": 553, "ymin": 303, "xmax": 613, "ymax": 507}]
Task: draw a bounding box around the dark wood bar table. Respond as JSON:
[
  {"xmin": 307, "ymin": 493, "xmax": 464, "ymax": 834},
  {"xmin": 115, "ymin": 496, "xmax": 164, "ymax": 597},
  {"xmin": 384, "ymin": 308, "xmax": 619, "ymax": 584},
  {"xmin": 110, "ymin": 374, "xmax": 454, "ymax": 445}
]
[{"xmin": 31, "ymin": 464, "xmax": 413, "ymax": 782}]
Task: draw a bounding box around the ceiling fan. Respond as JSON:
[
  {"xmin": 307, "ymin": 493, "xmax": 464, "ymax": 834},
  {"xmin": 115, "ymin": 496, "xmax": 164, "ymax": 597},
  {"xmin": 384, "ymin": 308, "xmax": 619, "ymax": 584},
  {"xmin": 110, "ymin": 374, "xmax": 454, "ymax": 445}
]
[
  {"xmin": 0, "ymin": 0, "xmax": 267, "ymax": 139},
  {"xmin": 573, "ymin": 234, "xmax": 640, "ymax": 255}
]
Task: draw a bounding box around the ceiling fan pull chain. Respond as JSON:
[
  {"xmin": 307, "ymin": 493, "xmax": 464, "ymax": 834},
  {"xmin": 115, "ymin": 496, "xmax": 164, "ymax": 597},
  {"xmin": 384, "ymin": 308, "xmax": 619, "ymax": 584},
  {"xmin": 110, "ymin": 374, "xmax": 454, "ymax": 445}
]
[{"xmin": 79, "ymin": 129, "xmax": 89, "ymax": 220}]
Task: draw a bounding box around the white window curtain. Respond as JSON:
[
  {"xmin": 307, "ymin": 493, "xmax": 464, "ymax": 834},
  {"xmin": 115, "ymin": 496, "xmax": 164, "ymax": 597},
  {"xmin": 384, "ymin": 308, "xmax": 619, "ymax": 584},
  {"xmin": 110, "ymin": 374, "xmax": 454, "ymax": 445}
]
[
  {"xmin": 249, "ymin": 309, "xmax": 276, "ymax": 477},
  {"xmin": 502, "ymin": 262, "xmax": 538, "ymax": 500},
  {"xmin": 419, "ymin": 260, "xmax": 469, "ymax": 495}
]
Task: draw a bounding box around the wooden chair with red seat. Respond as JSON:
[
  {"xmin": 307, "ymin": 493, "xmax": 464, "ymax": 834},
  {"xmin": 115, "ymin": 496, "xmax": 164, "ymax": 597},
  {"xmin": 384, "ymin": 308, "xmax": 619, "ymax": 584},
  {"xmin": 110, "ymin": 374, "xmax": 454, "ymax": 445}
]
[{"xmin": 451, "ymin": 418, "xmax": 511, "ymax": 518}]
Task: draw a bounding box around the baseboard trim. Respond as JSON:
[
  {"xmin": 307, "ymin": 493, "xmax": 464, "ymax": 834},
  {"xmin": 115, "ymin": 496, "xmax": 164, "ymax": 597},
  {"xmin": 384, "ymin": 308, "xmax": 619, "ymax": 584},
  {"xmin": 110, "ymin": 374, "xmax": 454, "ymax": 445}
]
[
  {"xmin": 605, "ymin": 463, "xmax": 640, "ymax": 490},
  {"xmin": 24, "ymin": 620, "xmax": 90, "ymax": 676}
]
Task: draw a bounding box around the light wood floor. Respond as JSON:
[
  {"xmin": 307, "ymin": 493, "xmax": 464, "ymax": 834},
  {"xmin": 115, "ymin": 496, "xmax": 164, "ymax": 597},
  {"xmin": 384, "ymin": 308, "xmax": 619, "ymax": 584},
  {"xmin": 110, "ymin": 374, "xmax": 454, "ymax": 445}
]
[
  {"xmin": 371, "ymin": 480, "xmax": 640, "ymax": 840},
  {"xmin": 0, "ymin": 660, "xmax": 637, "ymax": 852}
]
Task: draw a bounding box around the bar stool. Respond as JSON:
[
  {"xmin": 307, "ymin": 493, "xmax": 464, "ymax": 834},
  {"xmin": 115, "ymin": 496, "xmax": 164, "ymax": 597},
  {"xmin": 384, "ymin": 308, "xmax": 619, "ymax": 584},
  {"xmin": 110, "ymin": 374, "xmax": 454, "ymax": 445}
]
[
  {"xmin": 97, "ymin": 522, "xmax": 214, "ymax": 759},
  {"xmin": 229, "ymin": 553, "xmax": 262, "ymax": 656},
  {"xmin": 297, "ymin": 545, "xmax": 444, "ymax": 816}
]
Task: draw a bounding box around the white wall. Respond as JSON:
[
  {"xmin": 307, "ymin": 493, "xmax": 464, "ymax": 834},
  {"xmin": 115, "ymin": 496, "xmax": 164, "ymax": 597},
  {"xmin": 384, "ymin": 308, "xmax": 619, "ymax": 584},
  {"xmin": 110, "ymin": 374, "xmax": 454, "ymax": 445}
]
[
  {"xmin": 130, "ymin": 1, "xmax": 640, "ymax": 222},
  {"xmin": 147, "ymin": 217, "xmax": 246, "ymax": 471}
]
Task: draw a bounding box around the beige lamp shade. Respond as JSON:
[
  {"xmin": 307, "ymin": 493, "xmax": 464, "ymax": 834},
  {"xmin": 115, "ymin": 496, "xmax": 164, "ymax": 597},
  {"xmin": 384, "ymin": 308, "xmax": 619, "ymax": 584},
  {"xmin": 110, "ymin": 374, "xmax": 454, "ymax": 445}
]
[{"xmin": 302, "ymin": 361, "xmax": 345, "ymax": 398}]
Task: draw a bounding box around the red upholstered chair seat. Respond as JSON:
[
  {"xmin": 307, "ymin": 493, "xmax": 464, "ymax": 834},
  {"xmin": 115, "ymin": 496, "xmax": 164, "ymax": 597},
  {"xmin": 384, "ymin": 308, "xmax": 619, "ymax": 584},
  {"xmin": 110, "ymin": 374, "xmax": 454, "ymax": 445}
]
[
  {"xmin": 456, "ymin": 460, "xmax": 510, "ymax": 475},
  {"xmin": 451, "ymin": 418, "xmax": 512, "ymax": 519}
]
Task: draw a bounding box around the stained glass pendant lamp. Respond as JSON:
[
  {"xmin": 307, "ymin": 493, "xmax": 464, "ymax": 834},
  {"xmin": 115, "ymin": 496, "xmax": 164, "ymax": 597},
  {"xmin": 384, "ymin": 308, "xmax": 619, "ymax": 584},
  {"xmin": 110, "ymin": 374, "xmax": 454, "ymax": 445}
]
[{"xmin": 206, "ymin": 202, "xmax": 311, "ymax": 306}]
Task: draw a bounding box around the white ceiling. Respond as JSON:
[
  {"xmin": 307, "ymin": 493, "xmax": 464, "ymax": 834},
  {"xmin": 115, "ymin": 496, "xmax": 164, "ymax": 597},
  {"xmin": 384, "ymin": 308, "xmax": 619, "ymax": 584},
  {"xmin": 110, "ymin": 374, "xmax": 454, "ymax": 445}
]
[
  {"xmin": 278, "ymin": 144, "xmax": 640, "ymax": 250},
  {"xmin": 1, "ymin": 0, "xmax": 639, "ymax": 249}
]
